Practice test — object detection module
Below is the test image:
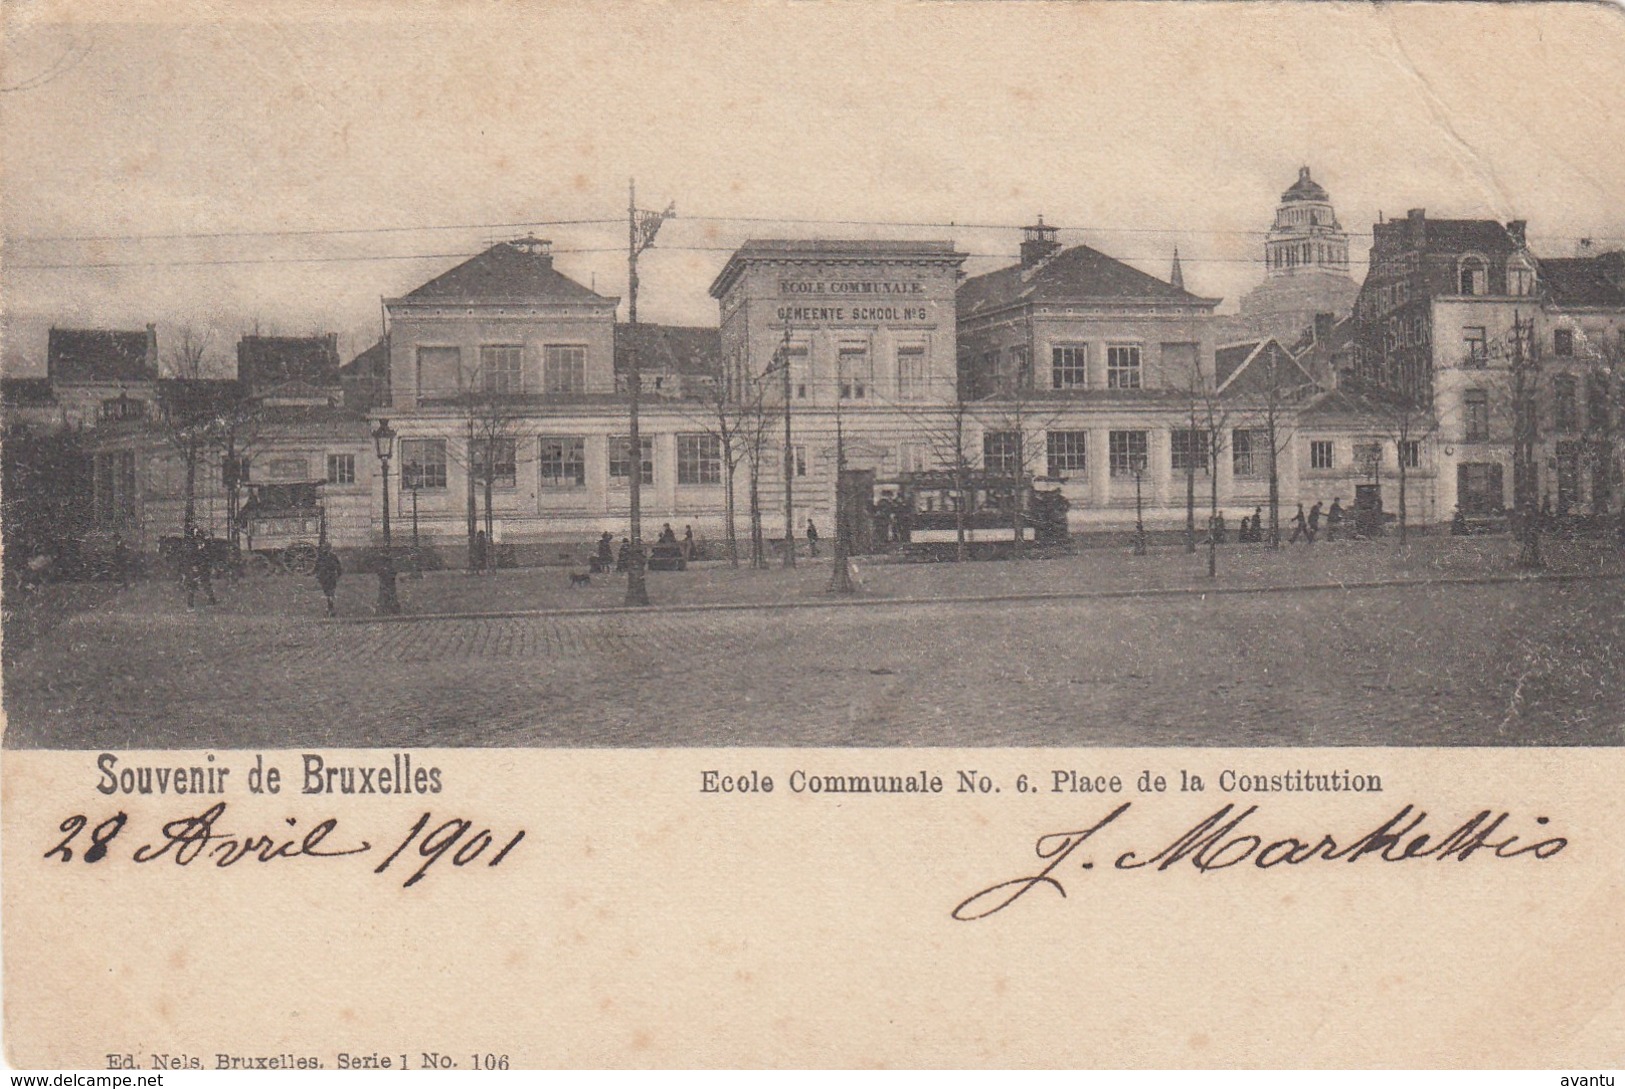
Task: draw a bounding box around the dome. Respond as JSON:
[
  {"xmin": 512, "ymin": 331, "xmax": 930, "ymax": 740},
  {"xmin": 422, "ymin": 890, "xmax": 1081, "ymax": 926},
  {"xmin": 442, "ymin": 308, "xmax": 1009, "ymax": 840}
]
[{"xmin": 1281, "ymin": 166, "xmax": 1329, "ymax": 204}]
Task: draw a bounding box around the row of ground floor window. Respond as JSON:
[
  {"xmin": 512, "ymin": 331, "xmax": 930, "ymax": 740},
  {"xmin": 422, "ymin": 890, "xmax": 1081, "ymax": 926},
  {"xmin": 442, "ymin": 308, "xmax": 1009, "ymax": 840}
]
[{"xmin": 85, "ymin": 410, "xmax": 1473, "ymax": 554}]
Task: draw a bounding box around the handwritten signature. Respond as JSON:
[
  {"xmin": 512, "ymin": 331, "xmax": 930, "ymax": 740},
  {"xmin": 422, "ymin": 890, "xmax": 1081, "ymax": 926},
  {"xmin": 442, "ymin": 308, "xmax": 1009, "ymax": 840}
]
[{"xmin": 952, "ymin": 802, "xmax": 1567, "ymax": 921}]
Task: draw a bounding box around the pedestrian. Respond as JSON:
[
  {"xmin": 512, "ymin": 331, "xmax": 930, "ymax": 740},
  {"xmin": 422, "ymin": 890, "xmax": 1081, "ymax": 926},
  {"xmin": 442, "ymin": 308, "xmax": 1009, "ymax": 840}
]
[
  {"xmin": 659, "ymin": 522, "xmax": 677, "ymax": 545},
  {"xmin": 1307, "ymin": 501, "xmax": 1323, "ymax": 544},
  {"xmin": 806, "ymin": 518, "xmax": 820, "ymax": 557},
  {"xmin": 595, "ymin": 531, "xmax": 613, "ymax": 573},
  {"xmin": 314, "ymin": 544, "xmax": 342, "ymax": 617},
  {"xmin": 112, "ymin": 532, "xmax": 132, "ymax": 587},
  {"xmin": 1289, "ymin": 503, "xmax": 1308, "ymax": 544},
  {"xmin": 682, "ymin": 525, "xmax": 696, "ymax": 561},
  {"xmin": 616, "ymin": 537, "xmax": 632, "ymax": 573},
  {"xmin": 188, "ymin": 529, "xmax": 217, "ymax": 607},
  {"xmin": 1251, "ymin": 507, "xmax": 1264, "ymax": 544},
  {"xmin": 1327, "ymin": 497, "xmax": 1344, "ymax": 541}
]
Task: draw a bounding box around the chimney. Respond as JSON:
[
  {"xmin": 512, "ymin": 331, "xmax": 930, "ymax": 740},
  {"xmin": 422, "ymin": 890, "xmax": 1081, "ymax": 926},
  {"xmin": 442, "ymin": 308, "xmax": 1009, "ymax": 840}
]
[
  {"xmin": 1020, "ymin": 216, "xmax": 1061, "ymax": 269},
  {"xmin": 510, "ymin": 235, "xmax": 553, "ymax": 263},
  {"xmin": 1313, "ymin": 312, "xmax": 1334, "ymax": 345},
  {"xmin": 1406, "ymin": 208, "xmax": 1426, "ymax": 246},
  {"xmin": 1506, "ymin": 220, "xmax": 1527, "ymax": 248}
]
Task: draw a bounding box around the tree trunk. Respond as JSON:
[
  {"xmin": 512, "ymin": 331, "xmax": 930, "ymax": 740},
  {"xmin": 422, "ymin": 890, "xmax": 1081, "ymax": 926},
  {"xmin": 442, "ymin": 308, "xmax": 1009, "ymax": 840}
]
[
  {"xmin": 954, "ymin": 459, "xmax": 968, "ymax": 562},
  {"xmin": 748, "ymin": 457, "xmax": 765, "ymax": 569},
  {"xmin": 484, "ymin": 471, "xmax": 495, "ymax": 574},
  {"xmin": 183, "ymin": 438, "xmax": 199, "ymax": 533},
  {"xmin": 723, "ymin": 442, "xmax": 739, "ymax": 567},
  {"xmin": 1208, "ymin": 457, "xmax": 1219, "ymax": 578},
  {"xmin": 466, "ymin": 421, "xmax": 478, "ymax": 573},
  {"xmin": 1185, "ymin": 460, "xmax": 1197, "ymax": 553},
  {"xmin": 1397, "ymin": 459, "xmax": 1409, "ymax": 547},
  {"xmin": 1267, "ymin": 420, "xmax": 1281, "ymax": 550}
]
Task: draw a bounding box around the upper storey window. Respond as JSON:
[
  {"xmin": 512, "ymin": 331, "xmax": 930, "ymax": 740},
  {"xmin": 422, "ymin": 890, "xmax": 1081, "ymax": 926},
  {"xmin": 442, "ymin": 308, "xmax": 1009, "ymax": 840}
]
[
  {"xmin": 1458, "ymin": 256, "xmax": 1488, "ymax": 296},
  {"xmin": 1508, "ymin": 258, "xmax": 1537, "ymax": 297}
]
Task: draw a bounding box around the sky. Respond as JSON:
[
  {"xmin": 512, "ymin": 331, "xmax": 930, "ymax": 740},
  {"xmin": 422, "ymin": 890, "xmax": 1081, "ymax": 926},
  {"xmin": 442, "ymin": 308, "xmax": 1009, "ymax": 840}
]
[{"xmin": 4, "ymin": 0, "xmax": 1625, "ymax": 374}]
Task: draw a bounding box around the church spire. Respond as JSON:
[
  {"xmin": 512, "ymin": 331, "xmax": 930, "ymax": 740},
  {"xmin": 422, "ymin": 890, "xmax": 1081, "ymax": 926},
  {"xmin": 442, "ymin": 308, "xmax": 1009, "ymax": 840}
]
[{"xmin": 1169, "ymin": 247, "xmax": 1185, "ymax": 291}]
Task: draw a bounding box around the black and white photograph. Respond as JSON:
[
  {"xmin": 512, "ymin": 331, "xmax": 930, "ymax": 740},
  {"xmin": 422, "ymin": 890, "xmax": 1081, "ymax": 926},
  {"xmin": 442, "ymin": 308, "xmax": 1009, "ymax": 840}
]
[
  {"xmin": 6, "ymin": 4, "xmax": 1623, "ymax": 751},
  {"xmin": 5, "ymin": 1, "xmax": 1625, "ymax": 1075}
]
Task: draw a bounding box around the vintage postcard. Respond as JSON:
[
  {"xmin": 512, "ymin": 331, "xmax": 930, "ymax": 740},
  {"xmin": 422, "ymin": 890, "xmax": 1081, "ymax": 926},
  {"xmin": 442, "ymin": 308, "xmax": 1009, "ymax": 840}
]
[{"xmin": 3, "ymin": 0, "xmax": 1623, "ymax": 1072}]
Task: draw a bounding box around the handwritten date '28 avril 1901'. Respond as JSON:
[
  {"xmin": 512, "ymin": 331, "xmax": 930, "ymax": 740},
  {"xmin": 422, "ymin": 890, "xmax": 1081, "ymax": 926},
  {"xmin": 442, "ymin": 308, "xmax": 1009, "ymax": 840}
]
[{"xmin": 43, "ymin": 803, "xmax": 525, "ymax": 888}]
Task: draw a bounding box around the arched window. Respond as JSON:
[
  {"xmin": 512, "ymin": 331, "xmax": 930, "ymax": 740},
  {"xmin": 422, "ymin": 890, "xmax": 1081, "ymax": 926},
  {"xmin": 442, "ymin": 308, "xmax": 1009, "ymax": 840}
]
[
  {"xmin": 1507, "ymin": 257, "xmax": 1536, "ymax": 296},
  {"xmin": 1458, "ymin": 256, "xmax": 1488, "ymax": 295}
]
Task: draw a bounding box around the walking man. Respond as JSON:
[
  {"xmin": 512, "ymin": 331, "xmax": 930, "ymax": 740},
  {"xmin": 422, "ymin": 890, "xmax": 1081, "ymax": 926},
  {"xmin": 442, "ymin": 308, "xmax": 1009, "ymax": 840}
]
[
  {"xmin": 1307, "ymin": 500, "xmax": 1323, "ymax": 544},
  {"xmin": 314, "ymin": 544, "xmax": 342, "ymax": 617},
  {"xmin": 1289, "ymin": 503, "xmax": 1308, "ymax": 544},
  {"xmin": 1326, "ymin": 497, "xmax": 1344, "ymax": 542},
  {"xmin": 187, "ymin": 529, "xmax": 217, "ymax": 607},
  {"xmin": 806, "ymin": 518, "xmax": 820, "ymax": 557}
]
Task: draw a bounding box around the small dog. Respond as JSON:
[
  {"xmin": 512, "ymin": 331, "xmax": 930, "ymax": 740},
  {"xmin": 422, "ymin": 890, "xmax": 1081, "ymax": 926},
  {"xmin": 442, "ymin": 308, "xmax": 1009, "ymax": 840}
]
[{"xmin": 569, "ymin": 571, "xmax": 592, "ymax": 588}]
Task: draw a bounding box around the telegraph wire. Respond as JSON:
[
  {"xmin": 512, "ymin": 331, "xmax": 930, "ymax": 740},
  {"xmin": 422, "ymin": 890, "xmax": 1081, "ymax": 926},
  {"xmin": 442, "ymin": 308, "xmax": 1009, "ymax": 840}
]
[
  {"xmin": 11, "ymin": 217, "xmax": 624, "ymax": 245},
  {"xmin": 17, "ymin": 209, "xmax": 1624, "ymax": 248}
]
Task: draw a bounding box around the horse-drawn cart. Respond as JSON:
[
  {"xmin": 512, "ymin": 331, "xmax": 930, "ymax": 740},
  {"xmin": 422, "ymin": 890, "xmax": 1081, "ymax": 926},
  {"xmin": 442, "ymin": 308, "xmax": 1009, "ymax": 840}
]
[{"xmin": 238, "ymin": 480, "xmax": 327, "ymax": 574}]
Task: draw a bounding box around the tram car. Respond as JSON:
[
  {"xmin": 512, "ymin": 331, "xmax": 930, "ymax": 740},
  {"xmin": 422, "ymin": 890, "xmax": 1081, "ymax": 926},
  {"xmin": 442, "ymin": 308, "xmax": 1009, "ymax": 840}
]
[
  {"xmin": 237, "ymin": 479, "xmax": 327, "ymax": 574},
  {"xmin": 877, "ymin": 471, "xmax": 1069, "ymax": 558}
]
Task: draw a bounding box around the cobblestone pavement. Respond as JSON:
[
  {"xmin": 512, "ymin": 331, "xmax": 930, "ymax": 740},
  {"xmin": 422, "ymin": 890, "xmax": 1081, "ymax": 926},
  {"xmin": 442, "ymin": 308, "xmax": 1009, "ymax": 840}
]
[{"xmin": 6, "ymin": 575, "xmax": 1622, "ymax": 748}]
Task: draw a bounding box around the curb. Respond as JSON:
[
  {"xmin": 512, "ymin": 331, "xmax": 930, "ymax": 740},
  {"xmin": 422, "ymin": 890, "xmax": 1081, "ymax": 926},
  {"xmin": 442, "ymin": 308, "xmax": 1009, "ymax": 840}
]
[{"xmin": 328, "ymin": 568, "xmax": 1623, "ymax": 625}]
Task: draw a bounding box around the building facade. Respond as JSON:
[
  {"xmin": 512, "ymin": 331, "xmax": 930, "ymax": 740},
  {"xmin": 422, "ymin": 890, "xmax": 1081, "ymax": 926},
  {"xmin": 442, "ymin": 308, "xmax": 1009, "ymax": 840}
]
[{"xmin": 956, "ymin": 222, "xmax": 1244, "ymax": 528}]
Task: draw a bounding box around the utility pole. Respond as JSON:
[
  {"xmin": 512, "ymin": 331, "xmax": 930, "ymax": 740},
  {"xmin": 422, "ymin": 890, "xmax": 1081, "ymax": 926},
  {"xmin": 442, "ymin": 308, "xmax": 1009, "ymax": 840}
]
[
  {"xmin": 1511, "ymin": 310, "xmax": 1543, "ymax": 569},
  {"xmin": 625, "ymin": 178, "xmax": 676, "ymax": 607},
  {"xmin": 781, "ymin": 323, "xmax": 796, "ymax": 568},
  {"xmin": 829, "ymin": 354, "xmax": 854, "ymax": 593}
]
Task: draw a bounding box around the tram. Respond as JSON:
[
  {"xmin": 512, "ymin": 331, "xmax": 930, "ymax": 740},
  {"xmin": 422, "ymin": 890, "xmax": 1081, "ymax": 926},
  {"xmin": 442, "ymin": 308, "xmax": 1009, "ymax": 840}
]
[{"xmin": 873, "ymin": 470, "xmax": 1069, "ymax": 558}]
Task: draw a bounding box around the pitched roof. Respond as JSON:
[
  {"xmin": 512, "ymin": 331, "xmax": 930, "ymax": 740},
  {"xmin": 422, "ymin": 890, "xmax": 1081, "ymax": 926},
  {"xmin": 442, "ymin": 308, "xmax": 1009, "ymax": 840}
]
[
  {"xmin": 2, "ymin": 377, "xmax": 57, "ymax": 406},
  {"xmin": 341, "ymin": 338, "xmax": 389, "ymax": 379},
  {"xmin": 403, "ymin": 239, "xmax": 611, "ymax": 304},
  {"xmin": 155, "ymin": 378, "xmax": 249, "ymax": 421},
  {"xmin": 1297, "ymin": 384, "xmax": 1424, "ymax": 422},
  {"xmin": 47, "ymin": 327, "xmax": 156, "ymax": 384},
  {"xmin": 958, "ymin": 243, "xmax": 1219, "ymax": 320},
  {"xmin": 237, "ymin": 335, "xmax": 340, "ymax": 390},
  {"xmin": 1215, "ymin": 338, "xmax": 1318, "ymax": 398},
  {"xmin": 1539, "ymin": 252, "xmax": 1625, "ymax": 308},
  {"xmin": 614, "ymin": 324, "xmax": 722, "ymax": 377},
  {"xmin": 1419, "ymin": 219, "xmax": 1520, "ymax": 254}
]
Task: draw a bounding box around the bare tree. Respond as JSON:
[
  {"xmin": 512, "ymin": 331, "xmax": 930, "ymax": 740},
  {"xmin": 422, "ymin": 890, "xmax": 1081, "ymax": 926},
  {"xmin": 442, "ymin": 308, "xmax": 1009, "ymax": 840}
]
[
  {"xmin": 438, "ymin": 346, "xmax": 531, "ymax": 573},
  {"xmin": 696, "ymin": 349, "xmax": 776, "ymax": 569},
  {"xmin": 1182, "ymin": 368, "xmax": 1202, "ymax": 553},
  {"xmin": 974, "ymin": 381, "xmax": 1066, "ymax": 561},
  {"xmin": 903, "ymin": 395, "xmax": 979, "ymax": 561},
  {"xmin": 1363, "ymin": 387, "xmax": 1440, "ymax": 548},
  {"xmin": 1199, "ymin": 382, "xmax": 1234, "ymax": 577},
  {"xmin": 155, "ymin": 324, "xmax": 239, "ymax": 536},
  {"xmin": 1235, "ymin": 344, "xmax": 1316, "ymax": 549}
]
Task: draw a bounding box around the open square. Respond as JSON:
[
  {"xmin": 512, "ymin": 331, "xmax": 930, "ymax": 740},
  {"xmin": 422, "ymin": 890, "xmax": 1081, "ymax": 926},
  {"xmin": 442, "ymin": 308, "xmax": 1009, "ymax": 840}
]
[{"xmin": 6, "ymin": 537, "xmax": 1621, "ymax": 749}]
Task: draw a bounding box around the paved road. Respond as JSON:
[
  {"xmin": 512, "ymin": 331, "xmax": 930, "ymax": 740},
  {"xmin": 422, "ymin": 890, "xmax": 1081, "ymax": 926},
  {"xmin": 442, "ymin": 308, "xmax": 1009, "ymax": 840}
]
[{"xmin": 6, "ymin": 577, "xmax": 1622, "ymax": 748}]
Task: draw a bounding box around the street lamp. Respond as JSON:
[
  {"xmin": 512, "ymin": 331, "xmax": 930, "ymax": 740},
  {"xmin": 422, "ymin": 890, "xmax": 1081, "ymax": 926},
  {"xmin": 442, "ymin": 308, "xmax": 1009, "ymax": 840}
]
[
  {"xmin": 1132, "ymin": 452, "xmax": 1148, "ymax": 556},
  {"xmin": 372, "ymin": 418, "xmax": 401, "ymax": 615}
]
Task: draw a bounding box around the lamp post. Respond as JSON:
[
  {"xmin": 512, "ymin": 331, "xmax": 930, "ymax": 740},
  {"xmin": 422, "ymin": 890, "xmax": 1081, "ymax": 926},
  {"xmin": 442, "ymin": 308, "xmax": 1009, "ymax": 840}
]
[
  {"xmin": 1132, "ymin": 453, "xmax": 1148, "ymax": 556},
  {"xmin": 373, "ymin": 418, "xmax": 400, "ymax": 614},
  {"xmin": 780, "ymin": 323, "xmax": 796, "ymax": 568},
  {"xmin": 404, "ymin": 460, "xmax": 423, "ymax": 580}
]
